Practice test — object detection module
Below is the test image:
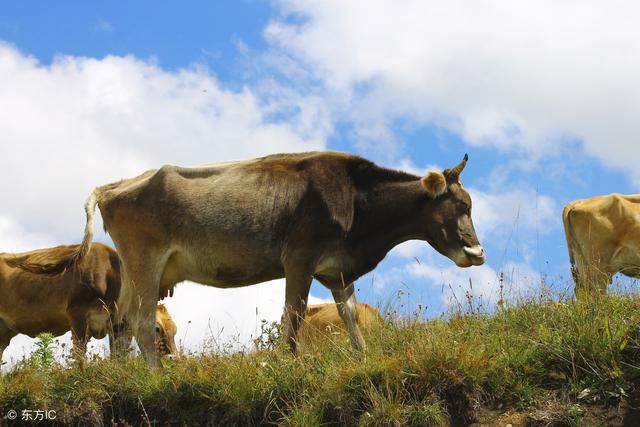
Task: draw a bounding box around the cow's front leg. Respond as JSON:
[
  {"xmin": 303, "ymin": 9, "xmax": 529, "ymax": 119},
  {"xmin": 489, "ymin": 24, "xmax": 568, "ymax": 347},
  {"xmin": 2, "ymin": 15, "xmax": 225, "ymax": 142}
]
[
  {"xmin": 109, "ymin": 318, "xmax": 131, "ymax": 359},
  {"xmin": 574, "ymin": 260, "xmax": 612, "ymax": 301},
  {"xmin": 283, "ymin": 270, "xmax": 313, "ymax": 353},
  {"xmin": 332, "ymin": 283, "xmax": 367, "ymax": 352},
  {"xmin": 0, "ymin": 319, "xmax": 16, "ymax": 366},
  {"xmin": 68, "ymin": 317, "xmax": 89, "ymax": 369}
]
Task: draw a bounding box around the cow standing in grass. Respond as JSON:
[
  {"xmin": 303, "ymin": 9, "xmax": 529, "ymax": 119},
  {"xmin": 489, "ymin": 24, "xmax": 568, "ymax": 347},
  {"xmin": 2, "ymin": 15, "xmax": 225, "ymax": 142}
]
[
  {"xmin": 72, "ymin": 151, "xmax": 485, "ymax": 367},
  {"xmin": 298, "ymin": 303, "xmax": 383, "ymax": 346},
  {"xmin": 0, "ymin": 243, "xmax": 177, "ymax": 366},
  {"xmin": 563, "ymin": 193, "xmax": 640, "ymax": 299}
]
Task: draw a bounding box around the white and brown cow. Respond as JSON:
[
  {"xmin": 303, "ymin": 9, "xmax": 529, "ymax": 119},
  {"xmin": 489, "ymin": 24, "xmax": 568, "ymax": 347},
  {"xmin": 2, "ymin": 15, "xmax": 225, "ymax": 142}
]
[{"xmin": 71, "ymin": 151, "xmax": 484, "ymax": 367}]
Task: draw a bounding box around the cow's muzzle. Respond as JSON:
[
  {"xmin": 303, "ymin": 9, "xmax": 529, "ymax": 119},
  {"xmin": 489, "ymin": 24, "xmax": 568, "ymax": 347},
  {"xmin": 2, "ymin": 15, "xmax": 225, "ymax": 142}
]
[
  {"xmin": 455, "ymin": 245, "xmax": 485, "ymax": 267},
  {"xmin": 464, "ymin": 245, "xmax": 485, "ymax": 265}
]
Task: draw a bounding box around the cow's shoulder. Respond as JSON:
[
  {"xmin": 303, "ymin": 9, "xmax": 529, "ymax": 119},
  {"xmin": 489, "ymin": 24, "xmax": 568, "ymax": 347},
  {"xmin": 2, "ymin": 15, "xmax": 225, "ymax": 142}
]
[{"xmin": 264, "ymin": 151, "xmax": 419, "ymax": 231}]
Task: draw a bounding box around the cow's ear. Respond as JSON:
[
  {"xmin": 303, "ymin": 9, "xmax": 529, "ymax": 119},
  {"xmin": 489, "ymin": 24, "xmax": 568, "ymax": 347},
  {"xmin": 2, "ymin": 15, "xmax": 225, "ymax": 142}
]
[{"xmin": 421, "ymin": 171, "xmax": 447, "ymax": 198}]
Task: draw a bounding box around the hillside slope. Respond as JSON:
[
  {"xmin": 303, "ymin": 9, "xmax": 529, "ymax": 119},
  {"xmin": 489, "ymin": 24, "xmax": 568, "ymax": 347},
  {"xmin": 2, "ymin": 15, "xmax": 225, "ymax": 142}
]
[{"xmin": 2, "ymin": 294, "xmax": 640, "ymax": 426}]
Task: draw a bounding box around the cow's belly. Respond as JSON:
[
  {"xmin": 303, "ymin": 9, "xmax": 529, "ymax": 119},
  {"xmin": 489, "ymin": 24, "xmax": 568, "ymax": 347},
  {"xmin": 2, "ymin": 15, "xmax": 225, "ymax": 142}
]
[
  {"xmin": 163, "ymin": 245, "xmax": 285, "ymax": 289},
  {"xmin": 2, "ymin": 312, "xmax": 69, "ymax": 338},
  {"xmin": 0, "ymin": 293, "xmax": 68, "ymax": 336}
]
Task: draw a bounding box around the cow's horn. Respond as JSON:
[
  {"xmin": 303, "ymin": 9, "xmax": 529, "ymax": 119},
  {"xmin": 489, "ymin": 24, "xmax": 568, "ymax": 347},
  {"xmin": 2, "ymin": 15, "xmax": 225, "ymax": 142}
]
[{"xmin": 450, "ymin": 153, "xmax": 468, "ymax": 178}]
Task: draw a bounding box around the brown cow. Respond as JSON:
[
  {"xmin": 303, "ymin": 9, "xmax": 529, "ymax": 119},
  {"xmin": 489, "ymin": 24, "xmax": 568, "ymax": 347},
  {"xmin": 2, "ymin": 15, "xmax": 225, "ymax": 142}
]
[
  {"xmin": 298, "ymin": 303, "xmax": 383, "ymax": 345},
  {"xmin": 0, "ymin": 243, "xmax": 177, "ymax": 366},
  {"xmin": 563, "ymin": 193, "xmax": 640, "ymax": 299},
  {"xmin": 73, "ymin": 151, "xmax": 484, "ymax": 367}
]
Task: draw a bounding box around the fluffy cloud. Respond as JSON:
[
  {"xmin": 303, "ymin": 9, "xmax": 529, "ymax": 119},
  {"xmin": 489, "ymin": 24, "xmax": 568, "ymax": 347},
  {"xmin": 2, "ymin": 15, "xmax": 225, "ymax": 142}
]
[
  {"xmin": 0, "ymin": 42, "xmax": 326, "ymax": 241},
  {"xmin": 470, "ymin": 187, "xmax": 558, "ymax": 241},
  {"xmin": 267, "ymin": 0, "xmax": 640, "ymax": 179}
]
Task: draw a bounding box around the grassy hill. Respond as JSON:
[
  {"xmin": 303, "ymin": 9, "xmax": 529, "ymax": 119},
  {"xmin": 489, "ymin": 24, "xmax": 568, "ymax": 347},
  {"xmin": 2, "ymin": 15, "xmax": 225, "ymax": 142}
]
[{"xmin": 2, "ymin": 292, "xmax": 640, "ymax": 426}]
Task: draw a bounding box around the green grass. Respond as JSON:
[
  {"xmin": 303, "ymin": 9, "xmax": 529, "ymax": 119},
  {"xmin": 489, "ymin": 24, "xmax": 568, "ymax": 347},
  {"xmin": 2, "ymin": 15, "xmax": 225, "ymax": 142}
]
[{"xmin": 2, "ymin": 293, "xmax": 640, "ymax": 425}]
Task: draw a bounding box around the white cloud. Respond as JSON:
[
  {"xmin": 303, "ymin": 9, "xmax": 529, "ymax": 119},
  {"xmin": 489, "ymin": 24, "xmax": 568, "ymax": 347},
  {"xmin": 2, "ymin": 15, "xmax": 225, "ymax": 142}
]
[
  {"xmin": 470, "ymin": 187, "xmax": 559, "ymax": 242},
  {"xmin": 0, "ymin": 42, "xmax": 326, "ymax": 242},
  {"xmin": 267, "ymin": 0, "xmax": 640, "ymax": 180}
]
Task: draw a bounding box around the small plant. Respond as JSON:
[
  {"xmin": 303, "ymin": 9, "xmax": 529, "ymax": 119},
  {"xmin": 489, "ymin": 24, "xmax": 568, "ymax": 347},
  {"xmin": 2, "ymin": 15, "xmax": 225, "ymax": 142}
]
[
  {"xmin": 30, "ymin": 332, "xmax": 56, "ymax": 370},
  {"xmin": 253, "ymin": 319, "xmax": 283, "ymax": 351}
]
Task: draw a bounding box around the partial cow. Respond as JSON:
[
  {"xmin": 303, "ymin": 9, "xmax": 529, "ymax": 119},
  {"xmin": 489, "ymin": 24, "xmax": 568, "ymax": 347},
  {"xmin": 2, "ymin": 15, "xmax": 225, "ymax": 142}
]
[
  {"xmin": 563, "ymin": 193, "xmax": 640, "ymax": 299},
  {"xmin": 298, "ymin": 303, "xmax": 383, "ymax": 346},
  {"xmin": 73, "ymin": 151, "xmax": 485, "ymax": 367},
  {"xmin": 0, "ymin": 243, "xmax": 177, "ymax": 366}
]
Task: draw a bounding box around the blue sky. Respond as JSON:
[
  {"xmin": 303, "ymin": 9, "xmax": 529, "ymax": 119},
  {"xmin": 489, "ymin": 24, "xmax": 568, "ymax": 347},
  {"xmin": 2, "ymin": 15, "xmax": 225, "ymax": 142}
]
[{"xmin": 1, "ymin": 1, "xmax": 639, "ymax": 361}]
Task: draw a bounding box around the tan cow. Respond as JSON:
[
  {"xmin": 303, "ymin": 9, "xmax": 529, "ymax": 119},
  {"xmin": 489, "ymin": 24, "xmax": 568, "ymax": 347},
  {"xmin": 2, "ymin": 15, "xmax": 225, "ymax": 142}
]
[
  {"xmin": 298, "ymin": 303, "xmax": 383, "ymax": 345},
  {"xmin": 72, "ymin": 151, "xmax": 485, "ymax": 367},
  {"xmin": 0, "ymin": 243, "xmax": 177, "ymax": 366},
  {"xmin": 563, "ymin": 193, "xmax": 640, "ymax": 299}
]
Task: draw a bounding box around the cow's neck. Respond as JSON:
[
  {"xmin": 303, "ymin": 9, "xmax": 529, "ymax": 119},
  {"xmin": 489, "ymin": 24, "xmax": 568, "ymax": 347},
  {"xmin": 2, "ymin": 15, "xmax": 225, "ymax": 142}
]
[{"xmin": 350, "ymin": 180, "xmax": 429, "ymax": 275}]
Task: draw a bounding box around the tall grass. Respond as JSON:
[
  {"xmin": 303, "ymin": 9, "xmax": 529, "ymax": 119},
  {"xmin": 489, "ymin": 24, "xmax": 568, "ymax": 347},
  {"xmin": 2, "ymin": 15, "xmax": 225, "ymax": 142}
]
[{"xmin": 2, "ymin": 292, "xmax": 640, "ymax": 425}]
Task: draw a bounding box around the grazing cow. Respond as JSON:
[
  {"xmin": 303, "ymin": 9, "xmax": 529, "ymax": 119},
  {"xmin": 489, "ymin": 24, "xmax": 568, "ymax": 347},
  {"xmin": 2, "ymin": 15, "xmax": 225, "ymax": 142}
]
[
  {"xmin": 73, "ymin": 151, "xmax": 485, "ymax": 367},
  {"xmin": 563, "ymin": 193, "xmax": 640, "ymax": 299},
  {"xmin": 298, "ymin": 303, "xmax": 383, "ymax": 345},
  {"xmin": 154, "ymin": 303, "xmax": 178, "ymax": 356},
  {"xmin": 0, "ymin": 243, "xmax": 177, "ymax": 365}
]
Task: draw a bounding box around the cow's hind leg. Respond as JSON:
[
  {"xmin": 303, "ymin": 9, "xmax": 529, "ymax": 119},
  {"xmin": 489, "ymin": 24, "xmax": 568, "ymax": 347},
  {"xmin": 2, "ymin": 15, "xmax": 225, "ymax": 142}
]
[
  {"xmin": 283, "ymin": 269, "xmax": 313, "ymax": 354},
  {"xmin": 133, "ymin": 294, "xmax": 162, "ymax": 368},
  {"xmin": 331, "ymin": 283, "xmax": 367, "ymax": 352},
  {"xmin": 67, "ymin": 311, "xmax": 89, "ymax": 369},
  {"xmin": 110, "ymin": 244, "xmax": 168, "ymax": 368},
  {"xmin": 125, "ymin": 262, "xmax": 165, "ymax": 369},
  {"xmin": 109, "ymin": 264, "xmax": 133, "ymax": 358}
]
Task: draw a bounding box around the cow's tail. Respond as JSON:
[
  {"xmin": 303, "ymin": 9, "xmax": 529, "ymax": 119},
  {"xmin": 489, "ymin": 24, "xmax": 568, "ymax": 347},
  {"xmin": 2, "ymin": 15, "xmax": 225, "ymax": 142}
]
[
  {"xmin": 74, "ymin": 189, "xmax": 100, "ymax": 263},
  {"xmin": 74, "ymin": 182, "xmax": 120, "ymax": 265}
]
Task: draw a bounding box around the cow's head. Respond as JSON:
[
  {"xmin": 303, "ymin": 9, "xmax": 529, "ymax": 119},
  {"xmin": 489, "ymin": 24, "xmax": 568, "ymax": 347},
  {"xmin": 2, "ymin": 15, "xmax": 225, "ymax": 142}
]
[
  {"xmin": 155, "ymin": 304, "xmax": 178, "ymax": 357},
  {"xmin": 420, "ymin": 154, "xmax": 485, "ymax": 268}
]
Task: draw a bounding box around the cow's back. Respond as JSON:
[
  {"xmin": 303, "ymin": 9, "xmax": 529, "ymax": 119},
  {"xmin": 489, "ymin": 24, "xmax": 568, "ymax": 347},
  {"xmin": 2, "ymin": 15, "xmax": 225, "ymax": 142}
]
[{"xmin": 100, "ymin": 151, "xmax": 354, "ymax": 235}]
